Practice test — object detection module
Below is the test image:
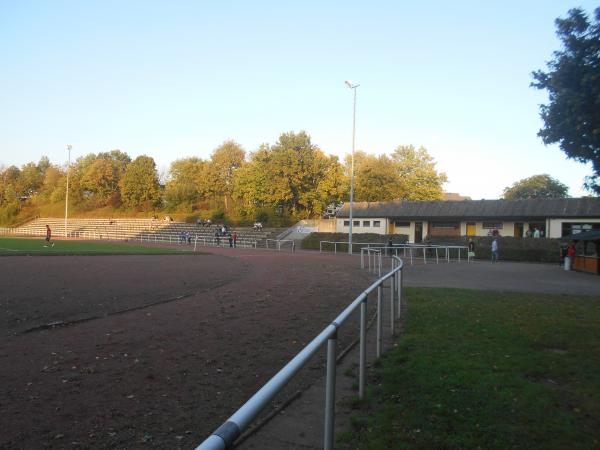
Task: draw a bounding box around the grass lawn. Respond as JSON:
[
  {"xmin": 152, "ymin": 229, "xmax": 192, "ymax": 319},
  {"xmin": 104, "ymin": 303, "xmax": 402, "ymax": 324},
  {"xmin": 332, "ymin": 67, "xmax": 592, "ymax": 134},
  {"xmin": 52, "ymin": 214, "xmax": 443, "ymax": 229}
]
[
  {"xmin": 0, "ymin": 237, "xmax": 197, "ymax": 256},
  {"xmin": 340, "ymin": 287, "xmax": 600, "ymax": 450}
]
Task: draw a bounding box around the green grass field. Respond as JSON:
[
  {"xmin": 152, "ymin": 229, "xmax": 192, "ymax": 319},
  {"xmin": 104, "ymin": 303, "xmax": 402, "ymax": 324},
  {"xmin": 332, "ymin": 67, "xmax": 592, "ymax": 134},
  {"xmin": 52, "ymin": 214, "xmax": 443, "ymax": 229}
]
[
  {"xmin": 0, "ymin": 237, "xmax": 196, "ymax": 256},
  {"xmin": 340, "ymin": 287, "xmax": 600, "ymax": 450}
]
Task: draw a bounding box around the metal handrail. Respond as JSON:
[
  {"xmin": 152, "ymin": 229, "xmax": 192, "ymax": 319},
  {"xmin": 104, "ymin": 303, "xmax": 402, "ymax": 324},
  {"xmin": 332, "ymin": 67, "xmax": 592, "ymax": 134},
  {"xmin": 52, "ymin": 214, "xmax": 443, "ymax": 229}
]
[
  {"xmin": 1, "ymin": 228, "xmax": 259, "ymax": 249},
  {"xmin": 265, "ymin": 238, "xmax": 295, "ymax": 252},
  {"xmin": 321, "ymin": 240, "xmax": 469, "ymax": 264},
  {"xmin": 195, "ymin": 256, "xmax": 404, "ymax": 450}
]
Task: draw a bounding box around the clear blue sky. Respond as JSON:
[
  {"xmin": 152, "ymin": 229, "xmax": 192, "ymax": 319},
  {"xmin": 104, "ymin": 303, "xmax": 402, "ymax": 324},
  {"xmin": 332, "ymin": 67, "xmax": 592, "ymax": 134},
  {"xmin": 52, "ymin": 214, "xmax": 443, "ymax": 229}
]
[{"xmin": 1, "ymin": 0, "xmax": 597, "ymax": 199}]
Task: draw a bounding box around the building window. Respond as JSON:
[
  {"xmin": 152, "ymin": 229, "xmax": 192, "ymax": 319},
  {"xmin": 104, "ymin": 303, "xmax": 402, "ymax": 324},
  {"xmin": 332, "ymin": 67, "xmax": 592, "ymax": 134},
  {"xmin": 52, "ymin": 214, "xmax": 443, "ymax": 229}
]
[
  {"xmin": 343, "ymin": 220, "xmax": 349, "ymax": 227},
  {"xmin": 431, "ymin": 222, "xmax": 459, "ymax": 229},
  {"xmin": 353, "ymin": 220, "xmax": 360, "ymax": 227},
  {"xmin": 561, "ymin": 222, "xmax": 600, "ymax": 236},
  {"xmin": 373, "ymin": 221, "xmax": 381, "ymax": 227},
  {"xmin": 363, "ymin": 221, "xmax": 370, "ymax": 227},
  {"xmin": 482, "ymin": 222, "xmax": 503, "ymax": 229},
  {"xmin": 394, "ymin": 221, "xmax": 410, "ymax": 227}
]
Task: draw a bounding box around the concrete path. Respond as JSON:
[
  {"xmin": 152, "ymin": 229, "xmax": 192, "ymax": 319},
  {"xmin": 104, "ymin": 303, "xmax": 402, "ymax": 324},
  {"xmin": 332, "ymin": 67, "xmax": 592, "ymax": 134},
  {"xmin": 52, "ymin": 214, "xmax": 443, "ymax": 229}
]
[
  {"xmin": 212, "ymin": 257, "xmax": 600, "ymax": 449},
  {"xmin": 402, "ymin": 259, "xmax": 600, "ymax": 296}
]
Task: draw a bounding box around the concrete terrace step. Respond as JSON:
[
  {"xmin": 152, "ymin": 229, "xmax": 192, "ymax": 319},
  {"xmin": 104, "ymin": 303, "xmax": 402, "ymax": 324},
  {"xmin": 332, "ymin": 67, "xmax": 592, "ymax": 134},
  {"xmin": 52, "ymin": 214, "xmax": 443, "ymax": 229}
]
[{"xmin": 13, "ymin": 218, "xmax": 289, "ymax": 249}]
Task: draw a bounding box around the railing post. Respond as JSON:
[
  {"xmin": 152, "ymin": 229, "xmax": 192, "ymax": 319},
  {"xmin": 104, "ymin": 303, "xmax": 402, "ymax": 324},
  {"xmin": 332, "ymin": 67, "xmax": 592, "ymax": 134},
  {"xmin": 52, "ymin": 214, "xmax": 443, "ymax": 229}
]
[
  {"xmin": 436, "ymin": 247, "xmax": 439, "ymax": 264},
  {"xmin": 390, "ymin": 274, "xmax": 395, "ymax": 335},
  {"xmin": 376, "ymin": 285, "xmax": 382, "ymax": 358},
  {"xmin": 397, "ymin": 269, "xmax": 402, "ymax": 320},
  {"xmin": 359, "ymin": 298, "xmax": 367, "ymax": 399},
  {"xmin": 324, "ymin": 332, "xmax": 337, "ymax": 450},
  {"xmin": 360, "ymin": 249, "xmax": 364, "ymax": 269},
  {"xmin": 378, "ymin": 252, "xmax": 382, "ymax": 277}
]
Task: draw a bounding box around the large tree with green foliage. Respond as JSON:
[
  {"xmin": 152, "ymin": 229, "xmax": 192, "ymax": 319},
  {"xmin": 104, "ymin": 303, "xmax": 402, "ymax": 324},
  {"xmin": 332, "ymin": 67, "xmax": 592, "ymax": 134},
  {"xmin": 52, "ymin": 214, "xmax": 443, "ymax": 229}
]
[
  {"xmin": 502, "ymin": 174, "xmax": 569, "ymax": 199},
  {"xmin": 350, "ymin": 146, "xmax": 446, "ymax": 202},
  {"xmin": 352, "ymin": 152, "xmax": 399, "ymax": 202},
  {"xmin": 234, "ymin": 131, "xmax": 345, "ymax": 218},
  {"xmin": 532, "ymin": 7, "xmax": 600, "ymax": 194},
  {"xmin": 120, "ymin": 155, "xmax": 161, "ymax": 209},
  {"xmin": 391, "ymin": 145, "xmax": 447, "ymax": 200},
  {"xmin": 165, "ymin": 157, "xmax": 210, "ymax": 207},
  {"xmin": 208, "ymin": 140, "xmax": 245, "ymax": 210}
]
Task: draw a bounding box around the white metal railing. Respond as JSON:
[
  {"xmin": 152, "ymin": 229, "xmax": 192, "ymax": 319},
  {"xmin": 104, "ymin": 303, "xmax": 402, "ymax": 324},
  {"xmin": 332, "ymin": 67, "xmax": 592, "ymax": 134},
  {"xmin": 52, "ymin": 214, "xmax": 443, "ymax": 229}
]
[
  {"xmin": 265, "ymin": 238, "xmax": 295, "ymax": 252},
  {"xmin": 195, "ymin": 256, "xmax": 404, "ymax": 450},
  {"xmin": 318, "ymin": 240, "xmax": 380, "ymax": 254},
  {"xmin": 1, "ymin": 228, "xmax": 259, "ymax": 249},
  {"xmin": 320, "ymin": 241, "xmax": 469, "ymax": 263}
]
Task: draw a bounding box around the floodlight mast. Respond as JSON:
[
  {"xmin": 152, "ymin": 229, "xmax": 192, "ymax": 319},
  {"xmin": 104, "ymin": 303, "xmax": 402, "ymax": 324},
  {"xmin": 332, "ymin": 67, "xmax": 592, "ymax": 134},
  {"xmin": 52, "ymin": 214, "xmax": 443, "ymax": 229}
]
[
  {"xmin": 65, "ymin": 145, "xmax": 72, "ymax": 238},
  {"xmin": 345, "ymin": 81, "xmax": 359, "ymax": 254}
]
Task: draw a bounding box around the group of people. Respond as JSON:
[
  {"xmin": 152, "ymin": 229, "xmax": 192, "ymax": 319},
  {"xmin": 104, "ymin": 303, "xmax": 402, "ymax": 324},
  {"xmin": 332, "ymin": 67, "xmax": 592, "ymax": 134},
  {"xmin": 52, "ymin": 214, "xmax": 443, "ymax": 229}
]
[
  {"xmin": 213, "ymin": 226, "xmax": 238, "ymax": 247},
  {"xmin": 179, "ymin": 231, "xmax": 193, "ymax": 245},
  {"xmin": 196, "ymin": 218, "xmax": 213, "ymax": 227},
  {"xmin": 252, "ymin": 222, "xmax": 263, "ymax": 231},
  {"xmin": 525, "ymin": 227, "xmax": 544, "ymax": 238}
]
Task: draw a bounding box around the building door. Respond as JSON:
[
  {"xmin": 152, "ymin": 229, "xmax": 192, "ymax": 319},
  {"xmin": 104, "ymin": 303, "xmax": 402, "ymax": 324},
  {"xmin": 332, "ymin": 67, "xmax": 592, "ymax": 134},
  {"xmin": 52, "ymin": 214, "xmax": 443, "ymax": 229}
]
[
  {"xmin": 415, "ymin": 222, "xmax": 423, "ymax": 243},
  {"xmin": 466, "ymin": 222, "xmax": 476, "ymax": 236},
  {"xmin": 514, "ymin": 223, "xmax": 524, "ymax": 238}
]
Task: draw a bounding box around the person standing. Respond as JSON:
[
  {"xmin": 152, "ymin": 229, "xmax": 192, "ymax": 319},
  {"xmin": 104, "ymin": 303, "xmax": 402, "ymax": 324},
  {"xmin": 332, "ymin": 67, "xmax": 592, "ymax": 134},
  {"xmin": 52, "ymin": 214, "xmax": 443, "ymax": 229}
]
[
  {"xmin": 232, "ymin": 231, "xmax": 238, "ymax": 248},
  {"xmin": 564, "ymin": 241, "xmax": 576, "ymax": 271},
  {"xmin": 491, "ymin": 238, "xmax": 498, "ymax": 263},
  {"xmin": 44, "ymin": 224, "xmax": 54, "ymax": 247},
  {"xmin": 468, "ymin": 238, "xmax": 475, "ymax": 261}
]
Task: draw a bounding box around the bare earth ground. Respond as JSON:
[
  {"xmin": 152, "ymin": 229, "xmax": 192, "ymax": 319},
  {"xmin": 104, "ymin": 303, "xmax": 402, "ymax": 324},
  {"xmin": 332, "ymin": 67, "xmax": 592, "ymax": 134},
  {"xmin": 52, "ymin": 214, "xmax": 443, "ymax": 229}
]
[
  {"xmin": 0, "ymin": 248, "xmax": 373, "ymax": 449},
  {"xmin": 2, "ymin": 247, "xmax": 599, "ymax": 450}
]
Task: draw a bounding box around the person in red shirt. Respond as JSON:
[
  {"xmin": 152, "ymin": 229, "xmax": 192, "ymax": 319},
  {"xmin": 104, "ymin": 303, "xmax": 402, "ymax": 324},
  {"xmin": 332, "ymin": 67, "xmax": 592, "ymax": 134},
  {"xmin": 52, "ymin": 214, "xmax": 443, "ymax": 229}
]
[
  {"xmin": 44, "ymin": 224, "xmax": 54, "ymax": 247},
  {"xmin": 564, "ymin": 241, "xmax": 576, "ymax": 271}
]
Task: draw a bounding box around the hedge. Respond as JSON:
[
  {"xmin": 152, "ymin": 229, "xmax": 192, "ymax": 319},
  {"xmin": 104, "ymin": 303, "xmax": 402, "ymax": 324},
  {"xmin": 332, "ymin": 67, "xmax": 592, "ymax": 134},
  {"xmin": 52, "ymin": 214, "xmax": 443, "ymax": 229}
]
[
  {"xmin": 425, "ymin": 236, "xmax": 563, "ymax": 263},
  {"xmin": 301, "ymin": 232, "xmax": 409, "ymax": 252},
  {"xmin": 303, "ymin": 233, "xmax": 564, "ymax": 263}
]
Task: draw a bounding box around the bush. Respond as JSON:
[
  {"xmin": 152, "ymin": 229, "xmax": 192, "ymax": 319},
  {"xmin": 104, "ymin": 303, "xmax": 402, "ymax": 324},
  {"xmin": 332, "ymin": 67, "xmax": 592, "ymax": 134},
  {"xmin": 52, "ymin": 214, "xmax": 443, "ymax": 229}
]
[{"xmin": 425, "ymin": 236, "xmax": 562, "ymax": 263}]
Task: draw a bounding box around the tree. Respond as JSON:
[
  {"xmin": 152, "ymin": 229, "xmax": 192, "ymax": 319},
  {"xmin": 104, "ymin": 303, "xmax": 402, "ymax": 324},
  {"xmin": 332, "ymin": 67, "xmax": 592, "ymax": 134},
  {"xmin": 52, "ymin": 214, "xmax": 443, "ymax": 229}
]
[
  {"xmin": 351, "ymin": 152, "xmax": 399, "ymax": 202},
  {"xmin": 165, "ymin": 157, "xmax": 210, "ymax": 207},
  {"xmin": 531, "ymin": 7, "xmax": 600, "ymax": 194},
  {"xmin": 208, "ymin": 140, "xmax": 245, "ymax": 210},
  {"xmin": 502, "ymin": 174, "xmax": 569, "ymax": 199},
  {"xmin": 390, "ymin": 145, "xmax": 447, "ymax": 200},
  {"xmin": 233, "ymin": 131, "xmax": 345, "ymax": 218},
  {"xmin": 81, "ymin": 158, "xmax": 120, "ymax": 203},
  {"xmin": 120, "ymin": 155, "xmax": 161, "ymax": 209}
]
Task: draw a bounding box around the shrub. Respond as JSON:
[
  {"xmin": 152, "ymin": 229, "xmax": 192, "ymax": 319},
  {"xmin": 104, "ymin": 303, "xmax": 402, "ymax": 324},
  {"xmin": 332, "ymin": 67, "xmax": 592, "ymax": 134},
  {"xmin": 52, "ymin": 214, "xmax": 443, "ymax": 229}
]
[{"xmin": 425, "ymin": 236, "xmax": 562, "ymax": 263}]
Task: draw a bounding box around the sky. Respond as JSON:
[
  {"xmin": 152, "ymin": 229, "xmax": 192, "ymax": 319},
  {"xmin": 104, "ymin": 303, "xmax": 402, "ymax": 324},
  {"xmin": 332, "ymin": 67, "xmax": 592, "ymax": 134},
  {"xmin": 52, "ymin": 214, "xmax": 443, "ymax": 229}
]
[{"xmin": 1, "ymin": 0, "xmax": 598, "ymax": 199}]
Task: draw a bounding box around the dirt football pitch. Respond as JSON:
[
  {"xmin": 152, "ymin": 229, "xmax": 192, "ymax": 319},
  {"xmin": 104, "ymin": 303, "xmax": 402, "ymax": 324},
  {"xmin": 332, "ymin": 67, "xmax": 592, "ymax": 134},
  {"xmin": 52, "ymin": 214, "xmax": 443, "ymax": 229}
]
[{"xmin": 0, "ymin": 247, "xmax": 374, "ymax": 449}]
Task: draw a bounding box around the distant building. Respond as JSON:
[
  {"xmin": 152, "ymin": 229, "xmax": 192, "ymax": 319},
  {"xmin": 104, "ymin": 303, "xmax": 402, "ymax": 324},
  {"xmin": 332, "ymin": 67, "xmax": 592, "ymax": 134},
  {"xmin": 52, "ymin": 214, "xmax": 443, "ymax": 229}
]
[
  {"xmin": 442, "ymin": 192, "xmax": 472, "ymax": 201},
  {"xmin": 336, "ymin": 198, "xmax": 600, "ymax": 242}
]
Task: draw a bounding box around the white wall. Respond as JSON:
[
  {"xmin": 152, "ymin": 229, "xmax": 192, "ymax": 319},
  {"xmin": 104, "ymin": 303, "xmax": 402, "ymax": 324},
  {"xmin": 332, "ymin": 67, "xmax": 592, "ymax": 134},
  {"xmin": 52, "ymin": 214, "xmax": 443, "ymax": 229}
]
[{"xmin": 336, "ymin": 218, "xmax": 387, "ymax": 235}]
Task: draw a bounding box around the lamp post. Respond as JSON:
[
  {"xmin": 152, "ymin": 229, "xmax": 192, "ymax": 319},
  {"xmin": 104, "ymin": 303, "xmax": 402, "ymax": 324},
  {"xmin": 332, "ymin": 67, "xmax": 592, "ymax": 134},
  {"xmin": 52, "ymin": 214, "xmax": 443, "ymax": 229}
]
[
  {"xmin": 65, "ymin": 145, "xmax": 72, "ymax": 238},
  {"xmin": 345, "ymin": 80, "xmax": 359, "ymax": 254}
]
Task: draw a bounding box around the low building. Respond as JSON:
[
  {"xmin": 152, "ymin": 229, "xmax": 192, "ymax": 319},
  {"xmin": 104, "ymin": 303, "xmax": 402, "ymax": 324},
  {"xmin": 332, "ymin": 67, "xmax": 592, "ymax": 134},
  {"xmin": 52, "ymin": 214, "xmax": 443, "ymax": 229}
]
[{"xmin": 336, "ymin": 198, "xmax": 600, "ymax": 242}]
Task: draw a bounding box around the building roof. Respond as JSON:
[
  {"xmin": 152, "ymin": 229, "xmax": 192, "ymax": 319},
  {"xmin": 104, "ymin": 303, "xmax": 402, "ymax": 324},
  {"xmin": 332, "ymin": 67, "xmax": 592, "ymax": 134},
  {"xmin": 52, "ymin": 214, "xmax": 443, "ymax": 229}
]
[
  {"xmin": 443, "ymin": 192, "xmax": 472, "ymax": 201},
  {"xmin": 337, "ymin": 198, "xmax": 600, "ymax": 220}
]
